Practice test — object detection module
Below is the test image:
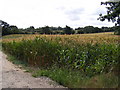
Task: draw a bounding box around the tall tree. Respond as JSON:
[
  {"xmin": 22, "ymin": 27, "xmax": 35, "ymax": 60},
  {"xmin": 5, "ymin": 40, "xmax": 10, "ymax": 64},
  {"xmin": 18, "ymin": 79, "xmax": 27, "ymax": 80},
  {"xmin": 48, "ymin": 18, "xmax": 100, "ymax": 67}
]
[
  {"xmin": 98, "ymin": 1, "xmax": 120, "ymax": 26},
  {"xmin": 9, "ymin": 25, "xmax": 19, "ymax": 34},
  {"xmin": 98, "ymin": 1, "xmax": 120, "ymax": 35},
  {"xmin": 0, "ymin": 20, "xmax": 10, "ymax": 35},
  {"xmin": 64, "ymin": 25, "xmax": 73, "ymax": 34},
  {"xmin": 42, "ymin": 26, "xmax": 51, "ymax": 34}
]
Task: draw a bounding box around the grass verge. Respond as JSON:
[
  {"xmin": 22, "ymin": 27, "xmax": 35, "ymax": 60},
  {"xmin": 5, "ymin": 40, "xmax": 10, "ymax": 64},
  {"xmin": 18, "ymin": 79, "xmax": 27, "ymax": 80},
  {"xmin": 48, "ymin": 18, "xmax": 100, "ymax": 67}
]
[{"xmin": 32, "ymin": 67, "xmax": 119, "ymax": 88}]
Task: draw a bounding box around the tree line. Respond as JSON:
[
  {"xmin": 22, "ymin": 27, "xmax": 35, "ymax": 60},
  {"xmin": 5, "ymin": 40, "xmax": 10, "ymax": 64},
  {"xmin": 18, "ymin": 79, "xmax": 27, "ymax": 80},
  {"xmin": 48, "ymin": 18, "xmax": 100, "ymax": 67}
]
[
  {"xmin": 0, "ymin": 20, "xmax": 119, "ymax": 36},
  {"xmin": 1, "ymin": 1, "xmax": 120, "ymax": 36}
]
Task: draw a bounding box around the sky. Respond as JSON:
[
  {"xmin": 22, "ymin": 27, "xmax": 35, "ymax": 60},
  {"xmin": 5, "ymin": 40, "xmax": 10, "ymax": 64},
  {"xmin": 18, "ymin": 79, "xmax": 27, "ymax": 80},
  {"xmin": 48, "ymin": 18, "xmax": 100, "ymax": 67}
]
[{"xmin": 0, "ymin": 0, "xmax": 115, "ymax": 29}]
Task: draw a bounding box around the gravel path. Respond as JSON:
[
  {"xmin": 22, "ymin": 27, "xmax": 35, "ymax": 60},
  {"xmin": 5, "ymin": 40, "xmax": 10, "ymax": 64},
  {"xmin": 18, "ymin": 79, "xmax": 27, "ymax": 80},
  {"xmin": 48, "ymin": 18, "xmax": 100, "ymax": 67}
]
[{"xmin": 0, "ymin": 51, "xmax": 65, "ymax": 89}]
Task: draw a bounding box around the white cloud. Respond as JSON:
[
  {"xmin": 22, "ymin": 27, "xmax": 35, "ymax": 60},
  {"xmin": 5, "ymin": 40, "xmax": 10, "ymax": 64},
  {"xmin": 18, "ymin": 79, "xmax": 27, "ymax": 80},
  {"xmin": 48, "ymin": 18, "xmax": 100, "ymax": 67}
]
[{"xmin": 0, "ymin": 0, "xmax": 114, "ymax": 28}]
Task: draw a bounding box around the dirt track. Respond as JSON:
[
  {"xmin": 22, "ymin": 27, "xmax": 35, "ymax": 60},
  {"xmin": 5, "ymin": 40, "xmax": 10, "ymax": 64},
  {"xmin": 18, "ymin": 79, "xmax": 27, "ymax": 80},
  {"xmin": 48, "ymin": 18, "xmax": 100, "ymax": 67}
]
[{"xmin": 0, "ymin": 51, "xmax": 65, "ymax": 88}]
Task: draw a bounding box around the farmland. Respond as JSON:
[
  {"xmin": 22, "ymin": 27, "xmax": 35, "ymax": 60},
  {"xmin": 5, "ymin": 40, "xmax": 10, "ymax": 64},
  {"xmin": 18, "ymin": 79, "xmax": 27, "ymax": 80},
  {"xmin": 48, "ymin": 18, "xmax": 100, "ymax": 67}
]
[{"xmin": 2, "ymin": 32, "xmax": 119, "ymax": 88}]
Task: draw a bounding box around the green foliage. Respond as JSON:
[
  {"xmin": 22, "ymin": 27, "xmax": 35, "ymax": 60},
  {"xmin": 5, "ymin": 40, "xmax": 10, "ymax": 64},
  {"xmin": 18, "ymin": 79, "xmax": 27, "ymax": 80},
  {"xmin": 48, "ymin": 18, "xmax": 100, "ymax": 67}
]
[
  {"xmin": 114, "ymin": 26, "xmax": 120, "ymax": 35},
  {"xmin": 98, "ymin": 1, "xmax": 120, "ymax": 26},
  {"xmin": 75, "ymin": 26, "xmax": 114, "ymax": 34},
  {"xmin": 2, "ymin": 37, "xmax": 119, "ymax": 76},
  {"xmin": 42, "ymin": 26, "xmax": 51, "ymax": 34},
  {"xmin": 64, "ymin": 25, "xmax": 74, "ymax": 34},
  {"xmin": 2, "ymin": 37, "xmax": 60, "ymax": 67},
  {"xmin": 98, "ymin": 1, "xmax": 120, "ymax": 35},
  {"xmin": 7, "ymin": 53, "xmax": 28, "ymax": 66},
  {"xmin": 2, "ymin": 35, "xmax": 119, "ymax": 88},
  {"xmin": 32, "ymin": 68, "xmax": 118, "ymax": 88},
  {"xmin": 1, "ymin": 20, "xmax": 117, "ymax": 36},
  {"xmin": 32, "ymin": 67, "xmax": 89, "ymax": 88}
]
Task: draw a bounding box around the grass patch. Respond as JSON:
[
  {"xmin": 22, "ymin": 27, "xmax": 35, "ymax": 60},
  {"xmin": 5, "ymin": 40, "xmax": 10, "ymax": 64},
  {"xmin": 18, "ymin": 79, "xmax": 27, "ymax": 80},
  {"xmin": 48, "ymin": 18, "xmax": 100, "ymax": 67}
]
[
  {"xmin": 7, "ymin": 54, "xmax": 27, "ymax": 65},
  {"xmin": 32, "ymin": 67, "xmax": 89, "ymax": 88},
  {"xmin": 32, "ymin": 67, "xmax": 119, "ymax": 88}
]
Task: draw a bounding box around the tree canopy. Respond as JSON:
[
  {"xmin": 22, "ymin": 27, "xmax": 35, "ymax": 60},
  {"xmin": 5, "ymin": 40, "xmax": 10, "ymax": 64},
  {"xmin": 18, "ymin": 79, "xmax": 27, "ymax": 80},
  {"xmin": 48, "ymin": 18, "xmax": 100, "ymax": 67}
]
[
  {"xmin": 64, "ymin": 25, "xmax": 74, "ymax": 34},
  {"xmin": 98, "ymin": 1, "xmax": 120, "ymax": 26},
  {"xmin": 98, "ymin": 1, "xmax": 120, "ymax": 35}
]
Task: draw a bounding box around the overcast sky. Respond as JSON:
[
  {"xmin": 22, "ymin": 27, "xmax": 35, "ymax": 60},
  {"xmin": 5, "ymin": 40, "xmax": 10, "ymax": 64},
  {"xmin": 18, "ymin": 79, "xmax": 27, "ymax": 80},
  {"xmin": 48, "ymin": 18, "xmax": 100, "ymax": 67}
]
[{"xmin": 0, "ymin": 0, "xmax": 115, "ymax": 28}]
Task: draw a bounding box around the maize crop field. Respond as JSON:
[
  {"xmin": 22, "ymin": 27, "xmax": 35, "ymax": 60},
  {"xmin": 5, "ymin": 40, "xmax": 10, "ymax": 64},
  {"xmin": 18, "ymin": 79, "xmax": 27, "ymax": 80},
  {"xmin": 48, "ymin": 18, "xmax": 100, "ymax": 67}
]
[{"xmin": 2, "ymin": 32, "xmax": 119, "ymax": 77}]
